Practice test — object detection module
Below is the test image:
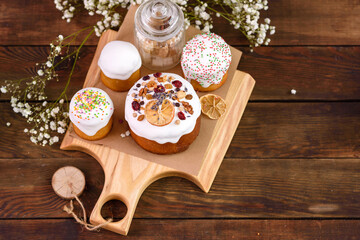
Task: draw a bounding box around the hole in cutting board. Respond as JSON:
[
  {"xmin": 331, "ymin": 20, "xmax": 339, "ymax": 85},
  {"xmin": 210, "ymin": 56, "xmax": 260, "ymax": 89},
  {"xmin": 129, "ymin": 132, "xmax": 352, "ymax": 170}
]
[{"xmin": 101, "ymin": 199, "xmax": 127, "ymax": 221}]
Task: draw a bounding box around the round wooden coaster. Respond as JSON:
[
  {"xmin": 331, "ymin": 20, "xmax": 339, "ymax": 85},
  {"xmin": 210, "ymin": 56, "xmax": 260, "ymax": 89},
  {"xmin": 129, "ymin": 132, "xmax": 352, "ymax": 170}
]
[{"xmin": 52, "ymin": 166, "xmax": 86, "ymax": 200}]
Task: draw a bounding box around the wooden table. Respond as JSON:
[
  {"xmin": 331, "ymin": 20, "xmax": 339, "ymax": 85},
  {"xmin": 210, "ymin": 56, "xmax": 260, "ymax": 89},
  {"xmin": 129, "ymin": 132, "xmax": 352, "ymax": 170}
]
[{"xmin": 1, "ymin": 0, "xmax": 359, "ymax": 239}]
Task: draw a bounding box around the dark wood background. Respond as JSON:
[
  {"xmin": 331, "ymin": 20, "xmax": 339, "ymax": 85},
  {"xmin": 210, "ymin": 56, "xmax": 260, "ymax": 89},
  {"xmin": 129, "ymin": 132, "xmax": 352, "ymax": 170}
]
[{"xmin": 1, "ymin": 0, "xmax": 360, "ymax": 239}]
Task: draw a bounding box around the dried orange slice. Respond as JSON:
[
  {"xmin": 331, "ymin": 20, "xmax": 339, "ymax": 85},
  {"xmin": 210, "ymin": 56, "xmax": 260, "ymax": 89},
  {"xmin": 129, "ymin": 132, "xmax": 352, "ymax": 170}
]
[
  {"xmin": 200, "ymin": 94, "xmax": 226, "ymax": 119},
  {"xmin": 145, "ymin": 99, "xmax": 175, "ymax": 126}
]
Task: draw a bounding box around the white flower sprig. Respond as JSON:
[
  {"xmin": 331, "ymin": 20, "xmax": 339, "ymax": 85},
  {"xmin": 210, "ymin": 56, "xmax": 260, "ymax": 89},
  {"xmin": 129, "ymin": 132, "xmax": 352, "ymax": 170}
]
[
  {"xmin": 55, "ymin": 0, "xmax": 132, "ymax": 37},
  {"xmin": 55, "ymin": 0, "xmax": 275, "ymax": 46},
  {"xmin": 1, "ymin": 27, "xmax": 94, "ymax": 146}
]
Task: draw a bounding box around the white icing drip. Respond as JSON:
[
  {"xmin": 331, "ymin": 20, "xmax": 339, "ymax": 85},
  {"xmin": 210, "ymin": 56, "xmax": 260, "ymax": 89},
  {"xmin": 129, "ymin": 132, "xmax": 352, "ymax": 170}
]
[
  {"xmin": 98, "ymin": 41, "xmax": 142, "ymax": 80},
  {"xmin": 190, "ymin": 71, "xmax": 224, "ymax": 88},
  {"xmin": 125, "ymin": 73, "xmax": 201, "ymax": 144},
  {"xmin": 69, "ymin": 87, "xmax": 114, "ymax": 136}
]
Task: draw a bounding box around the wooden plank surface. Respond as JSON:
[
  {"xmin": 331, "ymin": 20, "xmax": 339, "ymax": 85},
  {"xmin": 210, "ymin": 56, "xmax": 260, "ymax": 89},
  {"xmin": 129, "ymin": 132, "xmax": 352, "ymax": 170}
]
[
  {"xmin": 1, "ymin": 46, "xmax": 360, "ymax": 101},
  {"xmin": 1, "ymin": 219, "xmax": 359, "ymax": 240},
  {"xmin": 1, "ymin": 0, "xmax": 360, "ymax": 45},
  {"xmin": 1, "ymin": 102, "xmax": 359, "ymax": 159},
  {"xmin": 1, "ymin": 157, "xmax": 359, "ymax": 219},
  {"xmin": 241, "ymin": 46, "xmax": 360, "ymax": 100},
  {"xmin": 228, "ymin": 102, "xmax": 360, "ymax": 159},
  {"xmin": 1, "ymin": 0, "xmax": 360, "ymax": 238}
]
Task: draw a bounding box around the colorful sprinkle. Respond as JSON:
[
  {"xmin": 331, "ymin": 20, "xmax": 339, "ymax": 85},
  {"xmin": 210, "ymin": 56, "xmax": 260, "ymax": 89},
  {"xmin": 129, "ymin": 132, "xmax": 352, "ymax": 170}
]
[
  {"xmin": 181, "ymin": 33, "xmax": 231, "ymax": 87},
  {"xmin": 72, "ymin": 88, "xmax": 111, "ymax": 121}
]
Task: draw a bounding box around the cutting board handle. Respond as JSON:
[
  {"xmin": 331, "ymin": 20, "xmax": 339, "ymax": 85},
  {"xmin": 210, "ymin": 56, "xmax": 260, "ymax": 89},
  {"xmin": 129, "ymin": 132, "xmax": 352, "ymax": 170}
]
[{"xmin": 89, "ymin": 151, "xmax": 171, "ymax": 235}]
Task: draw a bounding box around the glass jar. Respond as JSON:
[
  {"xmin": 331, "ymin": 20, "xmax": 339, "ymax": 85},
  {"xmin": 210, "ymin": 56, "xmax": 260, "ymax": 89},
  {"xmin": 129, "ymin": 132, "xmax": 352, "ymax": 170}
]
[{"xmin": 134, "ymin": 0, "xmax": 185, "ymax": 71}]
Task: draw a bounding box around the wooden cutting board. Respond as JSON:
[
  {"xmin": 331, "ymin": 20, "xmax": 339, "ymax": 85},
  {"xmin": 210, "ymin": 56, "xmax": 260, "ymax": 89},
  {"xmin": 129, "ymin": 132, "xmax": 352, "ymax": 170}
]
[{"xmin": 60, "ymin": 6, "xmax": 255, "ymax": 235}]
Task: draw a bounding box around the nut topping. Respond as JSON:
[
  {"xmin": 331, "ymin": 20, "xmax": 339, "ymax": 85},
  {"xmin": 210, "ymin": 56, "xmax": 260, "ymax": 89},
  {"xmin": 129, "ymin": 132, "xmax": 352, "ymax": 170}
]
[
  {"xmin": 146, "ymin": 80, "xmax": 157, "ymax": 91},
  {"xmin": 177, "ymin": 90, "xmax": 186, "ymax": 99},
  {"xmin": 181, "ymin": 101, "xmax": 194, "ymax": 115}
]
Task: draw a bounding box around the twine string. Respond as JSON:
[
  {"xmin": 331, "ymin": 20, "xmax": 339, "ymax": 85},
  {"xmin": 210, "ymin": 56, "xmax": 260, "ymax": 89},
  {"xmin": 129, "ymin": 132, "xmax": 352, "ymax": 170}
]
[{"xmin": 63, "ymin": 194, "xmax": 113, "ymax": 231}]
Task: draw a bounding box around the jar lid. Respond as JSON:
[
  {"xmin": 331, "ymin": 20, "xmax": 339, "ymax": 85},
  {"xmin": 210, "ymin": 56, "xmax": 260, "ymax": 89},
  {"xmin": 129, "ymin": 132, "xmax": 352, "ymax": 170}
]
[{"xmin": 135, "ymin": 0, "xmax": 184, "ymax": 42}]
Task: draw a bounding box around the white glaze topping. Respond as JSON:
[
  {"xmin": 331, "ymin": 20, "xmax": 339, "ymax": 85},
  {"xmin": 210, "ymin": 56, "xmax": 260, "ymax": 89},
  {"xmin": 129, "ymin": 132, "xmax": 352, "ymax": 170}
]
[
  {"xmin": 125, "ymin": 73, "xmax": 201, "ymax": 144},
  {"xmin": 98, "ymin": 41, "xmax": 142, "ymax": 80},
  {"xmin": 69, "ymin": 87, "xmax": 114, "ymax": 136},
  {"xmin": 181, "ymin": 33, "xmax": 232, "ymax": 88}
]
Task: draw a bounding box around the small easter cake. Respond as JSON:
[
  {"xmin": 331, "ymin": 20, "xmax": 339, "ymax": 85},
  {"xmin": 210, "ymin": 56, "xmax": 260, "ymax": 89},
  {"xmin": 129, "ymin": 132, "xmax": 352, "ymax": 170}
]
[
  {"xmin": 98, "ymin": 41, "xmax": 142, "ymax": 92},
  {"xmin": 69, "ymin": 87, "xmax": 114, "ymax": 141},
  {"xmin": 181, "ymin": 33, "xmax": 232, "ymax": 92},
  {"xmin": 125, "ymin": 72, "xmax": 201, "ymax": 154}
]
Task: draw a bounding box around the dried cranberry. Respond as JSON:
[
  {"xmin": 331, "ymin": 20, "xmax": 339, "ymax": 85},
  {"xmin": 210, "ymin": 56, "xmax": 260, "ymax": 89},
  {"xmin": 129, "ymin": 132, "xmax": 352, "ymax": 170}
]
[
  {"xmin": 132, "ymin": 101, "xmax": 140, "ymax": 111},
  {"xmin": 142, "ymin": 75, "xmax": 150, "ymax": 80},
  {"xmin": 172, "ymin": 80, "xmax": 182, "ymax": 88},
  {"xmin": 154, "ymin": 72, "xmax": 162, "ymax": 78},
  {"xmin": 178, "ymin": 111, "xmax": 186, "ymax": 120},
  {"xmin": 154, "ymin": 85, "xmax": 165, "ymax": 93}
]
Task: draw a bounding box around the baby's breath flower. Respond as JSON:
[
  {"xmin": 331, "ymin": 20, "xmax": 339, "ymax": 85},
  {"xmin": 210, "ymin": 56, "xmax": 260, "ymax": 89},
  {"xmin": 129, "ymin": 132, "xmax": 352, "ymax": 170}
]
[
  {"xmin": 50, "ymin": 121, "xmax": 56, "ymax": 131},
  {"xmin": 30, "ymin": 136, "xmax": 37, "ymax": 144},
  {"xmin": 37, "ymin": 69, "xmax": 44, "ymax": 76},
  {"xmin": 55, "ymin": 46, "xmax": 62, "ymax": 53},
  {"xmin": 1, "ymin": 32, "xmax": 71, "ymax": 146},
  {"xmin": 1, "ymin": 87, "xmax": 7, "ymax": 93},
  {"xmin": 57, "ymin": 127, "xmax": 65, "ymax": 134},
  {"xmin": 52, "ymin": 136, "xmax": 59, "ymax": 143},
  {"xmin": 58, "ymin": 120, "xmax": 66, "ymax": 127}
]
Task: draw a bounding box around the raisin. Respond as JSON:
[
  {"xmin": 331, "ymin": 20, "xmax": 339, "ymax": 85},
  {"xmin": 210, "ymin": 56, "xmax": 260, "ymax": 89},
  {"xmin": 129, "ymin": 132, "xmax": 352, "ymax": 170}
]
[
  {"xmin": 172, "ymin": 80, "xmax": 182, "ymax": 88},
  {"xmin": 154, "ymin": 85, "xmax": 165, "ymax": 93},
  {"xmin": 142, "ymin": 75, "xmax": 150, "ymax": 80},
  {"xmin": 154, "ymin": 72, "xmax": 162, "ymax": 78},
  {"xmin": 132, "ymin": 101, "xmax": 140, "ymax": 111},
  {"xmin": 178, "ymin": 111, "xmax": 186, "ymax": 120}
]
